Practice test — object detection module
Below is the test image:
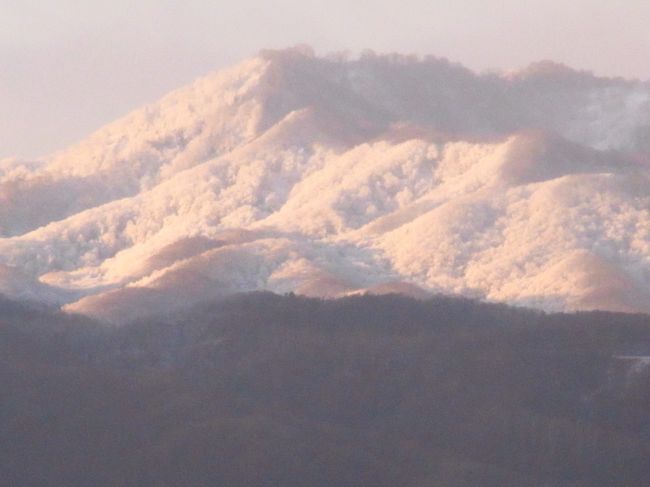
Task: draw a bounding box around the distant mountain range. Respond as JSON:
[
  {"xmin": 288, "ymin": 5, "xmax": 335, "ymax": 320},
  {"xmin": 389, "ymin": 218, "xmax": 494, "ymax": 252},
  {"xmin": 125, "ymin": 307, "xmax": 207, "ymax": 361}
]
[{"xmin": 1, "ymin": 46, "xmax": 649, "ymax": 321}]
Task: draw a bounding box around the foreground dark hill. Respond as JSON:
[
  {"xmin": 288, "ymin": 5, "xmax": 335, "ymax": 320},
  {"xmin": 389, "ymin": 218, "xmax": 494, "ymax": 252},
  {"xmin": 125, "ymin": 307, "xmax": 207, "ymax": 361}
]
[{"xmin": 3, "ymin": 292, "xmax": 650, "ymax": 486}]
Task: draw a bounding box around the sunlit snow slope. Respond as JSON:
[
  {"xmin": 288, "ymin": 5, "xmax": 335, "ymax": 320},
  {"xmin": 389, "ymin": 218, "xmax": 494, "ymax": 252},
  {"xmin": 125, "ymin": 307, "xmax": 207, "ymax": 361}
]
[{"xmin": 2, "ymin": 46, "xmax": 650, "ymax": 321}]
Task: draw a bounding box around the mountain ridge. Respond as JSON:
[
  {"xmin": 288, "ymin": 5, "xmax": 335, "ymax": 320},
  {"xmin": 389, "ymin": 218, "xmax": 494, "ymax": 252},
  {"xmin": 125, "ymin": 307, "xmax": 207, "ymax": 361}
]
[{"xmin": 2, "ymin": 47, "xmax": 649, "ymax": 321}]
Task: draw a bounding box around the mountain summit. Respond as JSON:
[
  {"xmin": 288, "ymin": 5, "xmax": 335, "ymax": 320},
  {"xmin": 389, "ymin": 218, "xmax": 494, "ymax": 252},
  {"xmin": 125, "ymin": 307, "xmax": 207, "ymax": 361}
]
[{"xmin": 2, "ymin": 47, "xmax": 650, "ymax": 321}]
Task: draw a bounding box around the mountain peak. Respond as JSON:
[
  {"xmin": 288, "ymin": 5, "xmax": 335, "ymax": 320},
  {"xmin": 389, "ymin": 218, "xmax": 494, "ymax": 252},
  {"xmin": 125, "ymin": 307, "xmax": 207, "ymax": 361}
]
[{"xmin": 2, "ymin": 49, "xmax": 650, "ymax": 321}]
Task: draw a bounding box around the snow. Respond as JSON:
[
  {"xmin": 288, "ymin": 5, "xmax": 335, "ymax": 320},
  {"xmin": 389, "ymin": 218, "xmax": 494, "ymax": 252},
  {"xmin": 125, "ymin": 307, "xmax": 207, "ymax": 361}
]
[{"xmin": 2, "ymin": 48, "xmax": 650, "ymax": 321}]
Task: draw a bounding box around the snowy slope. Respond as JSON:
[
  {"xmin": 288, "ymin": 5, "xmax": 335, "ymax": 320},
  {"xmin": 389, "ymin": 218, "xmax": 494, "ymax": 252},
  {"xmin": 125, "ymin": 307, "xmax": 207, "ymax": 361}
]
[{"xmin": 2, "ymin": 46, "xmax": 650, "ymax": 321}]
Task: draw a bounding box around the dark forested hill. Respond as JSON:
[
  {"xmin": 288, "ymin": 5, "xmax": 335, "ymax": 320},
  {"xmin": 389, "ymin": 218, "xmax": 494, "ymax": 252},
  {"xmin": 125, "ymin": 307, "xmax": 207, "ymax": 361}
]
[{"xmin": 2, "ymin": 292, "xmax": 650, "ymax": 486}]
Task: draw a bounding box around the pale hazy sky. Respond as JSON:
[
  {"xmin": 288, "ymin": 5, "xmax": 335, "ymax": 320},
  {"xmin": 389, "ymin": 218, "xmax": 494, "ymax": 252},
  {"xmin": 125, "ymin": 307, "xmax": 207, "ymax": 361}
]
[{"xmin": 3, "ymin": 0, "xmax": 650, "ymax": 158}]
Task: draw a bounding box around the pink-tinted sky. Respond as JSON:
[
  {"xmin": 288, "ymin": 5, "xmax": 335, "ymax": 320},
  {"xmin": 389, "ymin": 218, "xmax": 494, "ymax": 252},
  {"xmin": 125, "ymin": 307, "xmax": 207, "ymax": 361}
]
[{"xmin": 2, "ymin": 0, "xmax": 650, "ymax": 158}]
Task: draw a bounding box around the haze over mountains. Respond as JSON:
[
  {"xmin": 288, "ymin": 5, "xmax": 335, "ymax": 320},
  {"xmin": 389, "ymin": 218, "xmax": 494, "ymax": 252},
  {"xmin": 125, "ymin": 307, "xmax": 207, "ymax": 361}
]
[{"xmin": 2, "ymin": 46, "xmax": 649, "ymax": 321}]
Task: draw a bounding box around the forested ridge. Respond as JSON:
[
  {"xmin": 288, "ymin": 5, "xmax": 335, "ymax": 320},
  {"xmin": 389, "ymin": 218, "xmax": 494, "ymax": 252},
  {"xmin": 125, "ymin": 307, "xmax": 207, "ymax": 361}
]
[{"xmin": 2, "ymin": 292, "xmax": 650, "ymax": 486}]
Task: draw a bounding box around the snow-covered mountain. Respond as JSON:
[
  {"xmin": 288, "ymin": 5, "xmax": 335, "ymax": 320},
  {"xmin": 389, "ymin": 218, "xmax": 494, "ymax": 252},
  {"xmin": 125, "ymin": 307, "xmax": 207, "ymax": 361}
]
[{"xmin": 2, "ymin": 46, "xmax": 650, "ymax": 321}]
